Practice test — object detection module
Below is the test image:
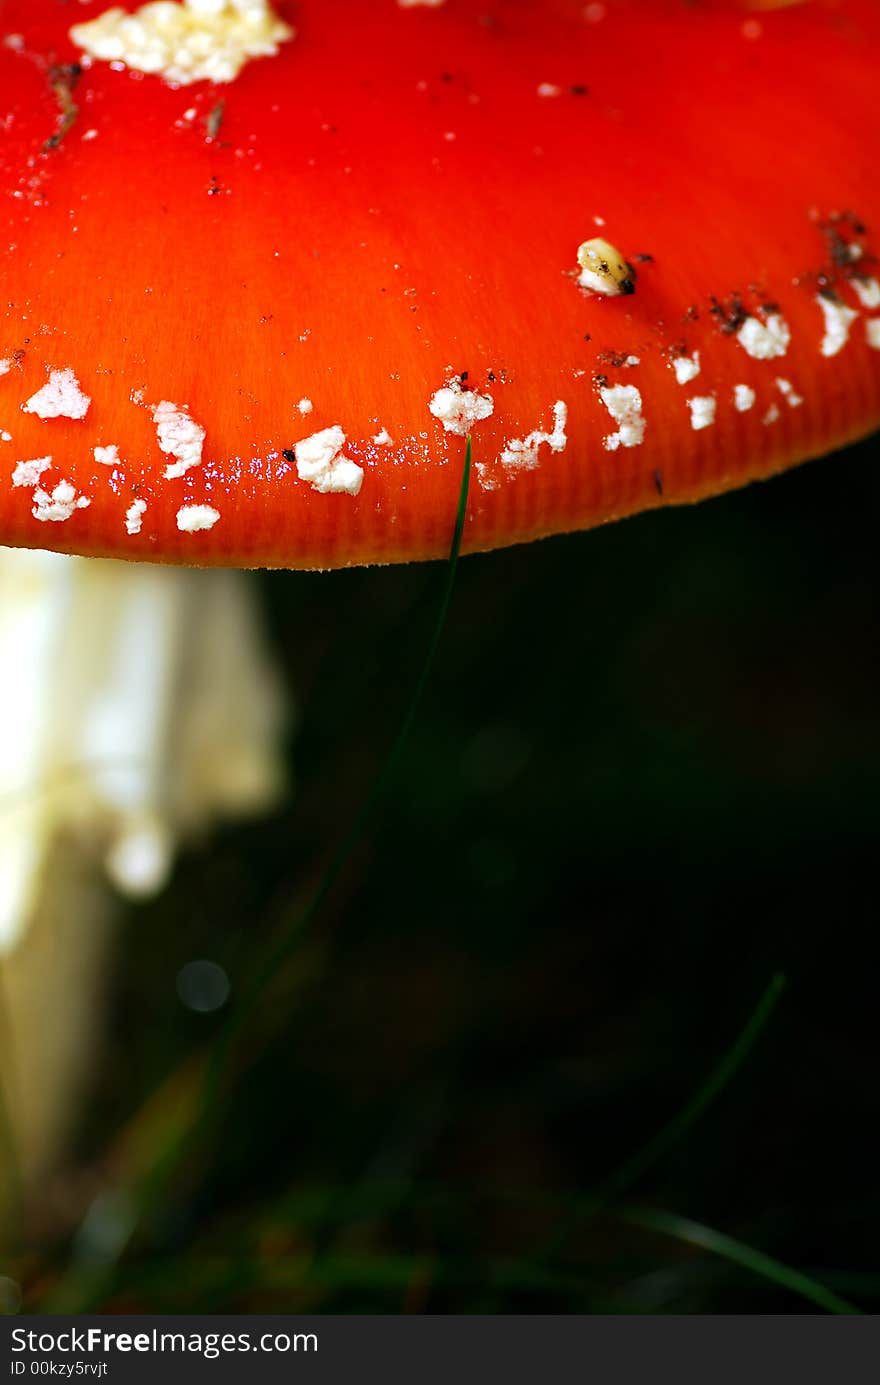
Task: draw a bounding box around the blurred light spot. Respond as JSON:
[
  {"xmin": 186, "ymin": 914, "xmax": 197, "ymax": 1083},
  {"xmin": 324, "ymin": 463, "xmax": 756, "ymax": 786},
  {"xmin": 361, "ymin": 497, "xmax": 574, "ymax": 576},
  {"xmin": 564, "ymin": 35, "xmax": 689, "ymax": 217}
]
[
  {"xmin": 176, "ymin": 958, "xmax": 231, "ymax": 1013},
  {"xmin": 0, "ymin": 1276, "xmax": 22, "ymax": 1314},
  {"xmin": 73, "ymin": 1188, "xmax": 137, "ymax": 1267},
  {"xmin": 105, "ymin": 816, "xmax": 172, "ymax": 897},
  {"xmin": 461, "ymin": 723, "xmax": 532, "ymax": 795}
]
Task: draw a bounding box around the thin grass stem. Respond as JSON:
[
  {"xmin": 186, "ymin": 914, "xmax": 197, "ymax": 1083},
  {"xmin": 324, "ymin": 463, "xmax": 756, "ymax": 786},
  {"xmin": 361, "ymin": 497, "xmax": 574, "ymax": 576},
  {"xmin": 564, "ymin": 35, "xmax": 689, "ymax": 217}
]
[
  {"xmin": 620, "ymin": 1205, "xmax": 860, "ymax": 1315},
  {"xmin": 597, "ymin": 971, "xmax": 787, "ymax": 1206},
  {"xmin": 541, "ymin": 971, "xmax": 787, "ymax": 1261},
  {"xmin": 201, "ymin": 440, "xmax": 472, "ymax": 1113}
]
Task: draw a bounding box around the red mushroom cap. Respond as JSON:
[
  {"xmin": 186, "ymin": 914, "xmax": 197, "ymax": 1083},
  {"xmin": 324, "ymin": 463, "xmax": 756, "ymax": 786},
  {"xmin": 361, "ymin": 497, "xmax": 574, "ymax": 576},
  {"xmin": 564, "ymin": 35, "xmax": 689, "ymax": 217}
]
[{"xmin": 1, "ymin": 0, "xmax": 879, "ymax": 568}]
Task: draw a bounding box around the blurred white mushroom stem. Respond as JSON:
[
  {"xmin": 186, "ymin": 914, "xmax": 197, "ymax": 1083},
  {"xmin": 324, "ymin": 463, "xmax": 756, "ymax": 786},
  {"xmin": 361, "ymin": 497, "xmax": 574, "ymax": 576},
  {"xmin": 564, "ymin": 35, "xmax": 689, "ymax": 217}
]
[{"xmin": 0, "ymin": 547, "xmax": 287, "ymax": 1199}]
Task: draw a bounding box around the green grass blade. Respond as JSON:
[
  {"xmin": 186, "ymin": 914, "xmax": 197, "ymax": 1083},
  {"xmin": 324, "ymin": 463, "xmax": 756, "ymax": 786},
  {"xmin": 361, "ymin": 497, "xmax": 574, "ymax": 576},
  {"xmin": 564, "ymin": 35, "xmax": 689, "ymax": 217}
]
[
  {"xmin": 621, "ymin": 1205, "xmax": 861, "ymax": 1315},
  {"xmin": 203, "ymin": 439, "xmax": 472, "ymax": 1107},
  {"xmin": 541, "ymin": 971, "xmax": 787, "ymax": 1264},
  {"xmin": 596, "ymin": 971, "xmax": 787, "ymax": 1206},
  {"xmin": 47, "ymin": 444, "xmax": 473, "ymax": 1284}
]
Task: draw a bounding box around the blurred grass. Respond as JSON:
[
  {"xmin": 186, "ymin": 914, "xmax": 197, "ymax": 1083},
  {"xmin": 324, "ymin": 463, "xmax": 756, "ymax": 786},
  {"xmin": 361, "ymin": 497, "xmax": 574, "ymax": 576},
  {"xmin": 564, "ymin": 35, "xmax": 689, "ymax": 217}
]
[
  {"xmin": 619, "ymin": 1207, "xmax": 859, "ymax": 1315},
  {"xmin": 3, "ymin": 431, "xmax": 880, "ymax": 1313}
]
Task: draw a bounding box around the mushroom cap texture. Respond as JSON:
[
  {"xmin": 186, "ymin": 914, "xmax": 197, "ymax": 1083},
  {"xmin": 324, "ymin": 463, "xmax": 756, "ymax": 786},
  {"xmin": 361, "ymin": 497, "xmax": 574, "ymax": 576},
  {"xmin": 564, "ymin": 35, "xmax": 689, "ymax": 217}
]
[{"xmin": 1, "ymin": 0, "xmax": 879, "ymax": 568}]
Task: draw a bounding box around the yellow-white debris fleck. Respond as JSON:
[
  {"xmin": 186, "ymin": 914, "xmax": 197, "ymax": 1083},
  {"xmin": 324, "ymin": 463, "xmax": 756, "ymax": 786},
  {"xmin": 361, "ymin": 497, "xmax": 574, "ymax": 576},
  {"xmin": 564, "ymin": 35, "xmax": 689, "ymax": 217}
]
[
  {"xmin": 429, "ymin": 379, "xmax": 494, "ymax": 436},
  {"xmin": 866, "ymin": 320, "xmax": 880, "ymax": 351},
  {"xmin": 297, "ymin": 398, "xmax": 313, "ymax": 415},
  {"xmin": 22, "ymin": 369, "xmax": 91, "ymax": 421},
  {"xmin": 733, "ymin": 384, "xmax": 756, "ymax": 412},
  {"xmin": 70, "ymin": 0, "xmax": 294, "ymax": 87},
  {"xmin": 151, "ymin": 401, "xmax": 206, "ymax": 479},
  {"xmin": 94, "ymin": 445, "xmax": 121, "ymax": 466},
  {"xmin": 125, "ymin": 499, "xmax": 147, "ymax": 535},
  {"xmin": 736, "ymin": 314, "xmax": 790, "ymax": 360},
  {"xmin": 576, "ymin": 238, "xmax": 633, "ymax": 297},
  {"xmin": 12, "ymin": 457, "xmax": 51, "ymax": 489},
  {"xmin": 294, "ymin": 425, "xmax": 364, "ymax": 496},
  {"xmin": 32, "ymin": 482, "xmax": 91, "ymax": 523},
  {"xmin": 852, "ymin": 277, "xmax": 880, "ymax": 310},
  {"xmin": 499, "ymin": 402, "xmax": 567, "ymax": 474},
  {"xmin": 673, "ymin": 353, "xmax": 700, "ymax": 385},
  {"xmin": 817, "ymin": 294, "xmax": 858, "ymax": 357},
  {"xmin": 775, "ymin": 378, "xmax": 803, "ymax": 408},
  {"xmin": 687, "ymin": 395, "xmax": 716, "ymax": 431},
  {"xmin": 176, "ymin": 503, "xmax": 220, "ymax": 532},
  {"xmin": 600, "ymin": 385, "xmax": 645, "ymax": 450}
]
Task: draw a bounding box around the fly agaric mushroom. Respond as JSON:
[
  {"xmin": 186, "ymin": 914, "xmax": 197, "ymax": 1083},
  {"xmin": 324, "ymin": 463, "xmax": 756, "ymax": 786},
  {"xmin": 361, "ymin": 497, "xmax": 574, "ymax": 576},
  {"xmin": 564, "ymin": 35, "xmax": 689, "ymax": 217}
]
[
  {"xmin": 0, "ymin": 551, "xmax": 285, "ymax": 1181},
  {"xmin": 1, "ymin": 0, "xmax": 880, "ymax": 1178},
  {"xmin": 1, "ymin": 0, "xmax": 879, "ymax": 567}
]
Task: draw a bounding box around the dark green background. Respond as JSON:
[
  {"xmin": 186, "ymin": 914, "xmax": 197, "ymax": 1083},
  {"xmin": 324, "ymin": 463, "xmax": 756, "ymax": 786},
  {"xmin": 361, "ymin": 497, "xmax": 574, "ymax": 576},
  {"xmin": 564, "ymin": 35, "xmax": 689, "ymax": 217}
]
[{"xmin": 18, "ymin": 431, "xmax": 880, "ymax": 1312}]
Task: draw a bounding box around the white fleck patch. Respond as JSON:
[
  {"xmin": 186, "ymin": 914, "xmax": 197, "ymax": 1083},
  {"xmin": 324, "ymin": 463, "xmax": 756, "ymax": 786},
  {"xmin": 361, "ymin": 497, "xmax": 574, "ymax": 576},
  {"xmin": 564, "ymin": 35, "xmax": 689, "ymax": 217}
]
[
  {"xmin": 294, "ymin": 425, "xmax": 364, "ymax": 496},
  {"xmin": 851, "ymin": 277, "xmax": 880, "ymax": 310},
  {"xmin": 623, "ymin": 355, "xmax": 640, "ymax": 367},
  {"xmin": 817, "ymin": 294, "xmax": 858, "ymax": 357},
  {"xmin": 70, "ymin": 0, "xmax": 295, "ymax": 87},
  {"xmin": 94, "ymin": 443, "xmax": 120, "ymax": 466},
  {"xmin": 763, "ymin": 403, "xmax": 780, "ymax": 426},
  {"xmin": 736, "ymin": 314, "xmax": 790, "ymax": 360},
  {"xmin": 373, "ymin": 427, "xmax": 392, "ymax": 446},
  {"xmin": 0, "ymin": 359, "xmax": 12, "ymax": 377},
  {"xmin": 600, "ymin": 385, "xmax": 645, "ymax": 450},
  {"xmin": 673, "ymin": 352, "xmax": 700, "ymax": 385},
  {"xmin": 125, "ymin": 498, "xmax": 147, "ymax": 534},
  {"xmin": 775, "ymin": 377, "xmax": 803, "ymax": 408},
  {"xmin": 429, "ymin": 378, "xmax": 494, "ymax": 436},
  {"xmin": 474, "ymin": 463, "xmax": 498, "ymax": 492},
  {"xmin": 537, "ymin": 83, "xmax": 562, "ymax": 98},
  {"xmin": 733, "ymin": 384, "xmax": 756, "ymax": 412},
  {"xmin": 176, "ymin": 503, "xmax": 220, "ymax": 532},
  {"xmin": 151, "ymin": 401, "xmax": 206, "ymax": 479},
  {"xmin": 576, "ymin": 237, "xmax": 632, "ymax": 297},
  {"xmin": 12, "ymin": 457, "xmax": 51, "ymax": 488},
  {"xmin": 499, "ymin": 401, "xmax": 568, "ymax": 473},
  {"xmin": 687, "ymin": 395, "xmax": 716, "ymax": 431},
  {"xmin": 866, "ymin": 319, "xmax": 880, "ymax": 351},
  {"xmin": 296, "ymin": 398, "xmax": 313, "ymax": 415},
  {"xmin": 22, "ymin": 368, "xmax": 91, "ymax": 420},
  {"xmin": 31, "ymin": 481, "xmax": 91, "ymax": 522},
  {"xmin": 82, "ymin": 127, "xmax": 98, "ymax": 141},
  {"xmin": 0, "ymin": 432, "xmax": 11, "ymax": 443}
]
